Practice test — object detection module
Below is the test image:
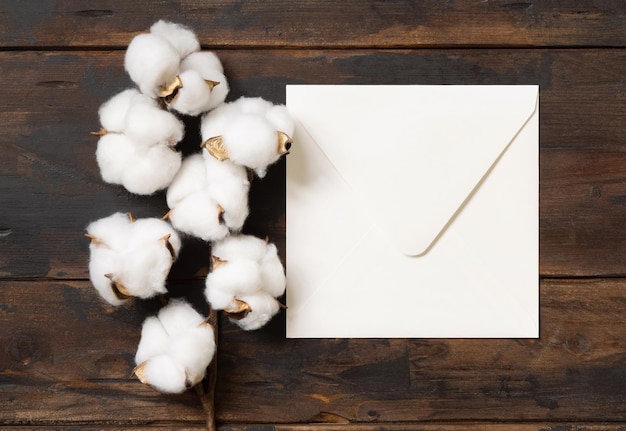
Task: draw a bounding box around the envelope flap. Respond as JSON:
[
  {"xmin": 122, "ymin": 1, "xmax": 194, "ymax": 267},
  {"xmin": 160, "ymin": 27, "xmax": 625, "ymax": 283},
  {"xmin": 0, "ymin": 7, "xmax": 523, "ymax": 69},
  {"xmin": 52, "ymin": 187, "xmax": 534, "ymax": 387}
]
[{"xmin": 287, "ymin": 85, "xmax": 538, "ymax": 256}]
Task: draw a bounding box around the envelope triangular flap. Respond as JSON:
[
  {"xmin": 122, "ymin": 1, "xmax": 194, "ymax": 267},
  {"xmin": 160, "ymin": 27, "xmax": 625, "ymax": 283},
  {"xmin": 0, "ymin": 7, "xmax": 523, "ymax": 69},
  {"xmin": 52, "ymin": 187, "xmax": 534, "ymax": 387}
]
[{"xmin": 287, "ymin": 85, "xmax": 538, "ymax": 256}]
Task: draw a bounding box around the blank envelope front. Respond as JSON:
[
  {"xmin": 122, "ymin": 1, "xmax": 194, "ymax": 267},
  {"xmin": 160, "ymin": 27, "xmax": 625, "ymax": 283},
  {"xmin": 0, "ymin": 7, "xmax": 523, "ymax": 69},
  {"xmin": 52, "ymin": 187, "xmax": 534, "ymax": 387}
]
[{"xmin": 285, "ymin": 85, "xmax": 539, "ymax": 338}]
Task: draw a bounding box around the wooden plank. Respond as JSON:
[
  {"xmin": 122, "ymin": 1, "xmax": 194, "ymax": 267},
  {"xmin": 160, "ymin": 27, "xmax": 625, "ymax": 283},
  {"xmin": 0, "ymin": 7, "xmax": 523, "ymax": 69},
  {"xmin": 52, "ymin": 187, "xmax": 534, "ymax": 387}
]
[
  {"xmin": 0, "ymin": 280, "xmax": 209, "ymax": 425},
  {"xmin": 1, "ymin": 49, "xmax": 625, "ymax": 278},
  {"xmin": 217, "ymin": 425, "xmax": 626, "ymax": 431},
  {"xmin": 215, "ymin": 278, "xmax": 626, "ymax": 424},
  {"xmin": 1, "ymin": 1, "xmax": 625, "ymax": 49},
  {"xmin": 3, "ymin": 278, "xmax": 625, "ymax": 426}
]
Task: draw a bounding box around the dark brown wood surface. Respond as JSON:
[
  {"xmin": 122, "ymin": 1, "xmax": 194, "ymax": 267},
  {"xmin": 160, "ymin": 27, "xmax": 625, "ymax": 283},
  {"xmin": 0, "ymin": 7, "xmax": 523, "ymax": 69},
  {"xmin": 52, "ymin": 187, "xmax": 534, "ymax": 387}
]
[{"xmin": 1, "ymin": 1, "xmax": 625, "ymax": 430}]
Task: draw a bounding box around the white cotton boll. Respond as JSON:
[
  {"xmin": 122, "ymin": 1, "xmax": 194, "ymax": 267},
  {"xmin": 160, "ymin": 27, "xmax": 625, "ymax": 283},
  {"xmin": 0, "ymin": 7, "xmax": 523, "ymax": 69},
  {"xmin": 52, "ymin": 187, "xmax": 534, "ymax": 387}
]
[
  {"xmin": 168, "ymin": 70, "xmax": 213, "ymax": 116},
  {"xmin": 121, "ymin": 145, "xmax": 182, "ymax": 195},
  {"xmin": 219, "ymin": 114, "xmax": 278, "ymax": 177},
  {"xmin": 136, "ymin": 354, "xmax": 188, "ymax": 394},
  {"xmin": 200, "ymin": 97, "xmax": 294, "ymax": 177},
  {"xmin": 98, "ymin": 88, "xmax": 140, "ymax": 133},
  {"xmin": 200, "ymin": 102, "xmax": 237, "ymax": 139},
  {"xmin": 233, "ymin": 291, "xmax": 281, "ymax": 331},
  {"xmin": 111, "ymin": 218, "xmax": 180, "ymax": 299},
  {"xmin": 266, "ymin": 104, "xmax": 295, "ymax": 138},
  {"xmin": 180, "ymin": 51, "xmax": 224, "ymax": 75},
  {"xmin": 168, "ymin": 324, "xmax": 216, "ymax": 387},
  {"xmin": 135, "ymin": 316, "xmax": 169, "ymax": 365},
  {"xmin": 204, "ymin": 282, "xmax": 236, "ymax": 311},
  {"xmin": 179, "ymin": 52, "xmax": 229, "ymax": 112},
  {"xmin": 124, "ymin": 94, "xmax": 184, "ymax": 147},
  {"xmin": 207, "ymin": 177, "xmax": 249, "ymax": 231},
  {"xmin": 124, "ymin": 33, "xmax": 181, "ymax": 98},
  {"xmin": 166, "ymin": 154, "xmax": 207, "ymax": 209},
  {"xmin": 211, "ymin": 234, "xmax": 268, "ymax": 262},
  {"xmin": 150, "ymin": 20, "xmax": 200, "ymax": 59},
  {"xmin": 95, "ymin": 133, "xmax": 137, "ymax": 185},
  {"xmin": 157, "ymin": 299, "xmax": 205, "ymax": 337},
  {"xmin": 86, "ymin": 212, "xmax": 133, "ymax": 251},
  {"xmin": 88, "ymin": 247, "xmax": 127, "ymax": 306},
  {"xmin": 131, "ymin": 218, "xmax": 182, "ymax": 256},
  {"xmin": 167, "ymin": 192, "xmax": 229, "ymax": 242},
  {"xmin": 206, "ymin": 259, "xmax": 261, "ymax": 298},
  {"xmin": 203, "ymin": 155, "xmax": 250, "ymax": 231},
  {"xmin": 115, "ymin": 239, "xmax": 171, "ymax": 298},
  {"xmin": 260, "ymin": 243, "xmax": 286, "ymax": 298},
  {"xmin": 235, "ymin": 96, "xmax": 273, "ymax": 114}
]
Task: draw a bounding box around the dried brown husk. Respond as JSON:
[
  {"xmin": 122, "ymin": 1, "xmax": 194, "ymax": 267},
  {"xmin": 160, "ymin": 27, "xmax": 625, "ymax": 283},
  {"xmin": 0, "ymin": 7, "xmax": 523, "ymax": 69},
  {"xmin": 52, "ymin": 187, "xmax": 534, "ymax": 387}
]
[{"xmin": 201, "ymin": 136, "xmax": 229, "ymax": 161}]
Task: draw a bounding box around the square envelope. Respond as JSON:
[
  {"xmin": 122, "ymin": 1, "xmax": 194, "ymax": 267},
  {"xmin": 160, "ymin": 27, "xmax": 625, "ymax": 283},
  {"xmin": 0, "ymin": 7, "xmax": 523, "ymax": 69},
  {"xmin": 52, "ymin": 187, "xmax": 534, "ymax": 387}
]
[{"xmin": 286, "ymin": 85, "xmax": 539, "ymax": 338}]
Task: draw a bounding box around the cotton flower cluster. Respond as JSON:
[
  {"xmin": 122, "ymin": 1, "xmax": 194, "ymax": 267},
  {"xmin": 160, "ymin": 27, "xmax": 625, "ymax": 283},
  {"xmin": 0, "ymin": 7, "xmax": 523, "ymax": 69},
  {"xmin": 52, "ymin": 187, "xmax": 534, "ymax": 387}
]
[
  {"xmin": 205, "ymin": 234, "xmax": 287, "ymax": 331},
  {"xmin": 134, "ymin": 299, "xmax": 216, "ymax": 394},
  {"xmin": 86, "ymin": 20, "xmax": 291, "ymax": 396},
  {"xmin": 86, "ymin": 212, "xmax": 181, "ymax": 306}
]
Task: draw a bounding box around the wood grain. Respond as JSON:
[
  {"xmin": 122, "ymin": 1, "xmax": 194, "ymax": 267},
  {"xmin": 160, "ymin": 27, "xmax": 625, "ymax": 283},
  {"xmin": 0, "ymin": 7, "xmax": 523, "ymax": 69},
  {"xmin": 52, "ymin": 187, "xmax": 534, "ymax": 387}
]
[
  {"xmin": 0, "ymin": 280, "xmax": 210, "ymax": 425},
  {"xmin": 1, "ymin": 0, "xmax": 625, "ymax": 48},
  {"xmin": 2, "ymin": 279, "xmax": 625, "ymax": 426},
  {"xmin": 215, "ymin": 278, "xmax": 626, "ymax": 424},
  {"xmin": 1, "ymin": 49, "xmax": 625, "ymax": 279}
]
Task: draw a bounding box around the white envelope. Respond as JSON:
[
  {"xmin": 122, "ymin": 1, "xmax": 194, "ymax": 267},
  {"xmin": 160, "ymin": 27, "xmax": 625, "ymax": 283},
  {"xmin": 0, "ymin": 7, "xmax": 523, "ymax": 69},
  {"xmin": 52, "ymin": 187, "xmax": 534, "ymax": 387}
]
[{"xmin": 285, "ymin": 85, "xmax": 539, "ymax": 338}]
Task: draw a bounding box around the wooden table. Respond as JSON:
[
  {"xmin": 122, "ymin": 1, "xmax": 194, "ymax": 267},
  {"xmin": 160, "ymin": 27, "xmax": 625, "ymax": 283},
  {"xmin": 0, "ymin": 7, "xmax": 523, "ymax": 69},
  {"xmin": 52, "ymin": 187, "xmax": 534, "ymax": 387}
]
[{"xmin": 1, "ymin": 1, "xmax": 625, "ymax": 429}]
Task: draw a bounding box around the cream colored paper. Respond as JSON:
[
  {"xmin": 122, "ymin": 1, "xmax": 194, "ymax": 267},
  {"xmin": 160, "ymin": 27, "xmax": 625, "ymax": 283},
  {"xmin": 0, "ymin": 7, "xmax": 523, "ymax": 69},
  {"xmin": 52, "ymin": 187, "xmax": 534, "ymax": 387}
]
[{"xmin": 286, "ymin": 85, "xmax": 538, "ymax": 338}]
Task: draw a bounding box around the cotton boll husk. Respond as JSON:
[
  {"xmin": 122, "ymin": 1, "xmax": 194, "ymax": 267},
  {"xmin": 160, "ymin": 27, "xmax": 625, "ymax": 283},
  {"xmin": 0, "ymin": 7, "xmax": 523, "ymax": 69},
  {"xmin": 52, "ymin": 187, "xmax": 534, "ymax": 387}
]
[
  {"xmin": 135, "ymin": 316, "xmax": 170, "ymax": 365},
  {"xmin": 260, "ymin": 243, "xmax": 286, "ymax": 298},
  {"xmin": 124, "ymin": 94, "xmax": 184, "ymax": 147},
  {"xmin": 166, "ymin": 154, "xmax": 207, "ymax": 209},
  {"xmin": 124, "ymin": 33, "xmax": 180, "ymax": 98},
  {"xmin": 168, "ymin": 325, "xmax": 216, "ymax": 387},
  {"xmin": 86, "ymin": 212, "xmax": 134, "ymax": 251},
  {"xmin": 157, "ymin": 299, "xmax": 206, "ymax": 337},
  {"xmin": 98, "ymin": 88, "xmax": 140, "ymax": 133},
  {"xmin": 211, "ymin": 234, "xmax": 268, "ymax": 262},
  {"xmin": 207, "ymin": 259, "xmax": 261, "ymax": 297},
  {"xmin": 167, "ymin": 192, "xmax": 229, "ymax": 242},
  {"xmin": 88, "ymin": 246, "xmax": 127, "ymax": 306},
  {"xmin": 136, "ymin": 354, "xmax": 188, "ymax": 394},
  {"xmin": 168, "ymin": 70, "xmax": 213, "ymax": 116},
  {"xmin": 95, "ymin": 133, "xmax": 137, "ymax": 185},
  {"xmin": 232, "ymin": 291, "xmax": 281, "ymax": 331},
  {"xmin": 121, "ymin": 145, "xmax": 182, "ymax": 195},
  {"xmin": 150, "ymin": 20, "xmax": 200, "ymax": 59}
]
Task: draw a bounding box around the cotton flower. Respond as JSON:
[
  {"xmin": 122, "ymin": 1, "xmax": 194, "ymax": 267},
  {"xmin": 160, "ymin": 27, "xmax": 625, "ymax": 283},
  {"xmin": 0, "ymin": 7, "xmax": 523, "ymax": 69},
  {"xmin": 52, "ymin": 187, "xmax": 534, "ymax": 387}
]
[
  {"xmin": 203, "ymin": 153, "xmax": 250, "ymax": 232},
  {"xmin": 85, "ymin": 213, "xmax": 181, "ymax": 305},
  {"xmin": 149, "ymin": 20, "xmax": 200, "ymax": 60},
  {"xmin": 134, "ymin": 299, "xmax": 216, "ymax": 394},
  {"xmin": 94, "ymin": 92, "xmax": 184, "ymax": 195},
  {"xmin": 123, "ymin": 93, "xmax": 184, "ymax": 147},
  {"xmin": 164, "ymin": 154, "xmax": 230, "ymax": 241},
  {"xmin": 97, "ymin": 88, "xmax": 141, "ymax": 134},
  {"xmin": 205, "ymin": 234, "xmax": 286, "ymax": 330},
  {"xmin": 165, "ymin": 153, "xmax": 249, "ymax": 239},
  {"xmin": 166, "ymin": 51, "xmax": 229, "ymax": 116},
  {"xmin": 200, "ymin": 97, "xmax": 295, "ymax": 177},
  {"xmin": 124, "ymin": 32, "xmax": 181, "ymax": 99}
]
